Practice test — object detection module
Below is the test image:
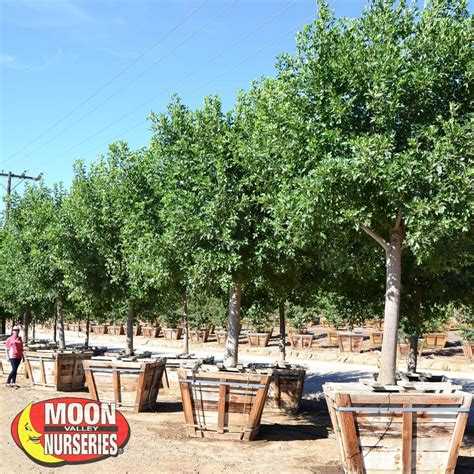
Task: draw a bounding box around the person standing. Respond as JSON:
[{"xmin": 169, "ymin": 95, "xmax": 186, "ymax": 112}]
[{"xmin": 5, "ymin": 326, "xmax": 24, "ymax": 388}]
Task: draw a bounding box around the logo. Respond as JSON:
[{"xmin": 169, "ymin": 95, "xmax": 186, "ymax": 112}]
[{"xmin": 11, "ymin": 397, "xmax": 130, "ymax": 467}]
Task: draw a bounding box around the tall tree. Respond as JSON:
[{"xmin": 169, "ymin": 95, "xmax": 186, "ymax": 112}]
[{"xmin": 269, "ymin": 0, "xmax": 472, "ymax": 384}]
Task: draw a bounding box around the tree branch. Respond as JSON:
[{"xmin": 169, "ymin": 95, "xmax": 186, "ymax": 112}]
[
  {"xmin": 394, "ymin": 208, "xmax": 403, "ymax": 231},
  {"xmin": 362, "ymin": 225, "xmax": 389, "ymax": 251}
]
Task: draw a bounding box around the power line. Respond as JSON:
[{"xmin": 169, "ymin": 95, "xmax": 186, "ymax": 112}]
[
  {"xmin": 61, "ymin": 0, "xmax": 298, "ymax": 157},
  {"xmin": 20, "ymin": 0, "xmax": 238, "ymax": 162},
  {"xmin": 3, "ymin": 0, "xmax": 209, "ymax": 163},
  {"xmin": 82, "ymin": 15, "xmax": 310, "ymax": 161}
]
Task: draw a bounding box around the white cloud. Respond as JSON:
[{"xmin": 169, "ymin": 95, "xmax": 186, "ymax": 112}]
[{"xmin": 0, "ymin": 48, "xmax": 64, "ymax": 72}]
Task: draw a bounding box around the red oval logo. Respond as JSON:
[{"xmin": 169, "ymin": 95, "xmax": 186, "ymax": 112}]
[{"xmin": 11, "ymin": 397, "xmax": 130, "ymax": 467}]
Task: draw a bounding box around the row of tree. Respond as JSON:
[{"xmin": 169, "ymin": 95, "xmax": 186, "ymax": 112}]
[{"xmin": 0, "ymin": 0, "xmax": 472, "ymax": 384}]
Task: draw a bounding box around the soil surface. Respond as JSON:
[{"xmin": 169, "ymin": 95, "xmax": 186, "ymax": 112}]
[{"xmin": 1, "ymin": 326, "xmax": 473, "ymax": 473}]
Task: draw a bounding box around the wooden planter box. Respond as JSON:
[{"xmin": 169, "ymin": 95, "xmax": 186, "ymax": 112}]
[
  {"xmin": 398, "ymin": 340, "xmax": 410, "ymax": 356},
  {"xmin": 163, "ymin": 328, "xmax": 182, "ymax": 340},
  {"xmin": 83, "ymin": 358, "xmax": 166, "ymax": 412},
  {"xmin": 327, "ymin": 330, "xmax": 339, "ymax": 346},
  {"xmin": 289, "ymin": 333, "xmax": 314, "ymax": 348},
  {"xmin": 369, "ymin": 331, "xmax": 383, "ymax": 347},
  {"xmin": 133, "ymin": 324, "xmax": 142, "ymax": 336},
  {"xmin": 160, "ymin": 356, "xmax": 215, "ymax": 400},
  {"xmin": 69, "ymin": 323, "xmax": 80, "ymax": 331},
  {"xmin": 142, "ymin": 325, "xmax": 161, "ymax": 338},
  {"xmin": 365, "ymin": 320, "xmax": 384, "ymax": 330},
  {"xmin": 108, "ymin": 325, "xmax": 124, "ymax": 336},
  {"xmin": 178, "ymin": 367, "xmax": 271, "ymax": 440},
  {"xmin": 24, "ymin": 350, "xmax": 93, "ymax": 391},
  {"xmin": 324, "ymin": 382, "xmax": 472, "ymax": 473},
  {"xmin": 189, "ymin": 328, "xmax": 209, "ymax": 343},
  {"xmin": 462, "ymin": 341, "xmax": 473, "ymax": 361},
  {"xmin": 91, "ymin": 324, "xmax": 108, "ymax": 335},
  {"xmin": 80, "ymin": 323, "xmax": 88, "ymax": 332},
  {"xmin": 338, "ymin": 333, "xmax": 364, "ymax": 353},
  {"xmin": 208, "ymin": 323, "xmax": 215, "ymax": 335},
  {"xmin": 420, "ymin": 332, "xmax": 448, "ymax": 354},
  {"xmin": 215, "ymin": 330, "xmax": 227, "ymax": 344},
  {"xmin": 247, "ymin": 331, "xmax": 272, "ymax": 347},
  {"xmin": 254, "ymin": 365, "xmax": 305, "ymax": 414}
]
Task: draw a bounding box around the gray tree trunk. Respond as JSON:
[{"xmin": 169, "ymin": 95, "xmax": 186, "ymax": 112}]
[
  {"xmin": 23, "ymin": 304, "xmax": 30, "ymax": 344},
  {"xmin": 224, "ymin": 283, "xmax": 241, "ymax": 368},
  {"xmin": 53, "ymin": 309, "xmax": 57, "ymax": 343},
  {"xmin": 378, "ymin": 228, "xmax": 403, "ymax": 385},
  {"xmin": 32, "ymin": 318, "xmax": 35, "ymax": 341},
  {"xmin": 408, "ymin": 336, "xmax": 418, "ymax": 373},
  {"xmin": 126, "ymin": 308, "xmax": 134, "ymax": 356},
  {"xmin": 84, "ymin": 317, "xmax": 90, "ymax": 348},
  {"xmin": 182, "ymin": 289, "xmax": 189, "ymax": 355},
  {"xmin": 56, "ymin": 299, "xmax": 66, "ymax": 350},
  {"xmin": 278, "ymin": 301, "xmax": 286, "ymax": 364}
]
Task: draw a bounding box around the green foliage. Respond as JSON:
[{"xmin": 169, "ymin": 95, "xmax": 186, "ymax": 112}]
[
  {"xmin": 188, "ymin": 292, "xmax": 226, "ymax": 329},
  {"xmin": 286, "ymin": 304, "xmax": 314, "ymax": 332},
  {"xmin": 243, "ymin": 303, "xmax": 275, "ymax": 332}
]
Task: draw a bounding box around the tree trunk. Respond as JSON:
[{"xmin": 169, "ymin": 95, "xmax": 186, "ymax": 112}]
[
  {"xmin": 23, "ymin": 304, "xmax": 30, "ymax": 343},
  {"xmin": 84, "ymin": 317, "xmax": 90, "ymax": 348},
  {"xmin": 125, "ymin": 308, "xmax": 134, "ymax": 356},
  {"xmin": 32, "ymin": 318, "xmax": 36, "ymax": 341},
  {"xmin": 53, "ymin": 309, "xmax": 57, "ymax": 343},
  {"xmin": 408, "ymin": 336, "xmax": 418, "ymax": 373},
  {"xmin": 1, "ymin": 309, "xmax": 6, "ymax": 334},
  {"xmin": 378, "ymin": 228, "xmax": 403, "ymax": 385},
  {"xmin": 56, "ymin": 299, "xmax": 66, "ymax": 350},
  {"xmin": 224, "ymin": 283, "xmax": 241, "ymax": 368},
  {"xmin": 407, "ymin": 286, "xmax": 422, "ymax": 373},
  {"xmin": 182, "ymin": 289, "xmax": 189, "ymax": 355},
  {"xmin": 278, "ymin": 301, "xmax": 286, "ymax": 364}
]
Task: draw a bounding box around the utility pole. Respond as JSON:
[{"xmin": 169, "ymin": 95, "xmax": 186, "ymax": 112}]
[{"xmin": 1, "ymin": 170, "xmax": 42, "ymax": 222}]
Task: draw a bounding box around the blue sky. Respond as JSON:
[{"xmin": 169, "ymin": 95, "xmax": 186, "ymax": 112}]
[{"xmin": 1, "ymin": 0, "xmax": 384, "ymax": 195}]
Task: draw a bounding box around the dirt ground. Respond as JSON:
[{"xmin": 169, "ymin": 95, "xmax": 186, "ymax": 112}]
[{"xmin": 1, "ymin": 370, "xmax": 473, "ymax": 474}]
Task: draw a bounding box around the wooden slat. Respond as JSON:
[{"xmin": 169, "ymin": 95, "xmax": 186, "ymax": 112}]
[
  {"xmin": 178, "ymin": 369, "xmax": 197, "ymax": 437},
  {"xmin": 445, "ymin": 394, "xmax": 472, "ymax": 472},
  {"xmin": 402, "ymin": 403, "xmax": 412, "ymax": 474},
  {"xmin": 217, "ymin": 384, "xmax": 227, "ymax": 433},
  {"xmin": 113, "ymin": 369, "xmax": 121, "ymax": 404},
  {"xmin": 83, "ymin": 361, "xmax": 99, "ymax": 401},
  {"xmin": 334, "ymin": 393, "xmax": 363, "ymax": 473},
  {"xmin": 40, "ymin": 358, "xmax": 46, "ymax": 385}
]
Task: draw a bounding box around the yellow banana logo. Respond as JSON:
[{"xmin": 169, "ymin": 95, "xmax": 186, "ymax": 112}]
[{"xmin": 17, "ymin": 403, "xmax": 63, "ymax": 465}]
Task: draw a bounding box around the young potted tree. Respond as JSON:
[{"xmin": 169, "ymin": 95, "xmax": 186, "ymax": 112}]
[
  {"xmin": 244, "ymin": 304, "xmax": 274, "ymax": 347},
  {"xmin": 161, "ymin": 309, "xmax": 183, "ymax": 340},
  {"xmin": 287, "ymin": 304, "xmax": 314, "ymax": 348}
]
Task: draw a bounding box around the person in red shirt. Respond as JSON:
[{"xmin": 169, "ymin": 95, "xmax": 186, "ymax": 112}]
[{"xmin": 5, "ymin": 326, "xmax": 24, "ymax": 387}]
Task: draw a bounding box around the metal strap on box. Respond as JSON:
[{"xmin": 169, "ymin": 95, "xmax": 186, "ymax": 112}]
[
  {"xmin": 84, "ymin": 367, "xmax": 144, "ymax": 374},
  {"xmin": 331, "ymin": 405, "xmax": 470, "ymax": 413},
  {"xmin": 179, "ymin": 378, "xmax": 266, "ymax": 389}
]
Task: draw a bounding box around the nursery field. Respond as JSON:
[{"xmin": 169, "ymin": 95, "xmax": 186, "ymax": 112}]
[{"xmin": 1, "ymin": 366, "xmax": 473, "ymax": 474}]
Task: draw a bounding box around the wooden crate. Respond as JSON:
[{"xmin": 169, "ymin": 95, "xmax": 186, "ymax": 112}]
[
  {"xmin": 133, "ymin": 324, "xmax": 142, "ymax": 336},
  {"xmin": 142, "ymin": 325, "xmax": 161, "ymax": 338},
  {"xmin": 398, "ymin": 341, "xmax": 410, "ymax": 357},
  {"xmin": 289, "ymin": 333, "xmax": 314, "ymax": 348},
  {"xmin": 178, "ymin": 367, "xmax": 271, "ymax": 440},
  {"xmin": 420, "ymin": 332, "xmax": 448, "ymax": 354},
  {"xmin": 365, "ymin": 320, "xmax": 384, "ymax": 330},
  {"xmin": 462, "ymin": 341, "xmax": 473, "ymax": 361},
  {"xmin": 91, "ymin": 324, "xmax": 108, "ymax": 335},
  {"xmin": 215, "ymin": 330, "xmax": 227, "ymax": 344},
  {"xmin": 161, "ymin": 357, "xmax": 214, "ymax": 400},
  {"xmin": 247, "ymin": 331, "xmax": 272, "ymax": 347},
  {"xmin": 163, "ymin": 328, "xmax": 182, "ymax": 340},
  {"xmin": 369, "ymin": 331, "xmax": 383, "ymax": 347},
  {"xmin": 83, "ymin": 358, "xmax": 166, "ymax": 412},
  {"xmin": 338, "ymin": 333, "xmax": 364, "ymax": 353},
  {"xmin": 327, "ymin": 330, "xmax": 339, "ymax": 346},
  {"xmin": 189, "ymin": 328, "xmax": 209, "ymax": 343},
  {"xmin": 323, "ymin": 382, "xmax": 472, "ymax": 474},
  {"xmin": 108, "ymin": 325, "xmax": 124, "ymax": 335},
  {"xmin": 250, "ymin": 364, "xmax": 305, "ymax": 414},
  {"xmin": 24, "ymin": 350, "xmax": 93, "ymax": 391}
]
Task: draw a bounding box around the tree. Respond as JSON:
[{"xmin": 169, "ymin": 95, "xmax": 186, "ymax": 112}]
[{"xmin": 269, "ymin": 0, "xmax": 472, "ymax": 384}]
